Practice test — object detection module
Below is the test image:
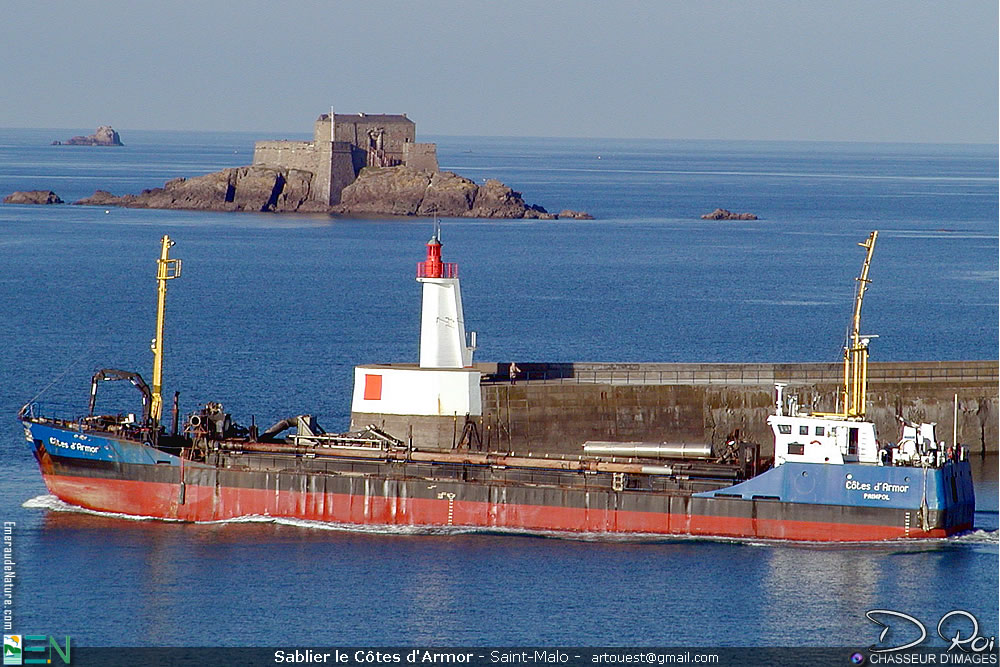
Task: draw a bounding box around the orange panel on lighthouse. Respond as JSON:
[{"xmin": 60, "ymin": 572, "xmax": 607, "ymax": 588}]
[{"xmin": 363, "ymin": 374, "xmax": 383, "ymax": 400}]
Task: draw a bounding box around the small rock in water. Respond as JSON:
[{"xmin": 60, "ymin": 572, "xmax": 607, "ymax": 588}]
[
  {"xmin": 2, "ymin": 190, "xmax": 64, "ymax": 205},
  {"xmin": 558, "ymin": 209, "xmax": 594, "ymax": 220},
  {"xmin": 700, "ymin": 208, "xmax": 758, "ymax": 220},
  {"xmin": 53, "ymin": 126, "xmax": 124, "ymax": 147}
]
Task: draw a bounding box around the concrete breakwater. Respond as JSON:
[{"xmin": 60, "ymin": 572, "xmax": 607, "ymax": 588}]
[{"xmin": 354, "ymin": 360, "xmax": 998, "ymax": 456}]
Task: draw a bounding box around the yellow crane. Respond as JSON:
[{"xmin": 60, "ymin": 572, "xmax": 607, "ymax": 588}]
[
  {"xmin": 844, "ymin": 231, "xmax": 878, "ymax": 417},
  {"xmin": 149, "ymin": 235, "xmax": 182, "ymax": 425},
  {"xmin": 816, "ymin": 231, "xmax": 878, "ymax": 419}
]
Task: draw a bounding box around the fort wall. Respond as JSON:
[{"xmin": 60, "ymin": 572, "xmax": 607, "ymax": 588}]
[
  {"xmin": 253, "ymin": 112, "xmax": 436, "ymax": 205},
  {"xmin": 332, "ymin": 115, "xmax": 415, "ymax": 163},
  {"xmin": 252, "ymin": 141, "xmax": 318, "ymax": 173},
  {"xmin": 329, "ymin": 143, "xmax": 357, "ymax": 205},
  {"xmin": 314, "ymin": 117, "xmax": 332, "ymax": 144},
  {"xmin": 404, "ymin": 143, "xmax": 439, "ymax": 172}
]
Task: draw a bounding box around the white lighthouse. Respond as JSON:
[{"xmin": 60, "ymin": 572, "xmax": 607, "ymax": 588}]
[
  {"xmin": 350, "ymin": 227, "xmax": 482, "ymax": 438},
  {"xmin": 417, "ymin": 226, "xmax": 476, "ymax": 368}
]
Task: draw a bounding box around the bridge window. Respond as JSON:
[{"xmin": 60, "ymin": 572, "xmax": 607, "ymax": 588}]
[
  {"xmin": 799, "ymin": 425, "xmax": 809, "ymax": 435},
  {"xmin": 816, "ymin": 426, "xmax": 825, "ymax": 436},
  {"xmin": 778, "ymin": 424, "xmax": 791, "ymax": 434}
]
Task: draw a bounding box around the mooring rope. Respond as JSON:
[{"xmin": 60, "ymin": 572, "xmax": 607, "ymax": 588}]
[{"xmin": 20, "ymin": 341, "xmax": 101, "ymax": 413}]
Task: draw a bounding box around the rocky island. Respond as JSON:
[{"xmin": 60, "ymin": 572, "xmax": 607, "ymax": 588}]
[
  {"xmin": 52, "ymin": 126, "xmax": 123, "ymax": 146},
  {"xmin": 3, "ymin": 190, "xmax": 64, "ymax": 205},
  {"xmin": 73, "ymin": 165, "xmax": 589, "ymax": 218},
  {"xmin": 13, "ymin": 112, "xmax": 592, "ymax": 219},
  {"xmin": 701, "ymin": 208, "xmax": 758, "ymax": 220}
]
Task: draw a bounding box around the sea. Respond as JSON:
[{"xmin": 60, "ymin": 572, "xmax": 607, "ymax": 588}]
[{"xmin": 0, "ymin": 128, "xmax": 996, "ymax": 651}]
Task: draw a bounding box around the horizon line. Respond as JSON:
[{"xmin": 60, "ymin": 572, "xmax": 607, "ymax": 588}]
[{"xmin": 2, "ymin": 126, "xmax": 997, "ymax": 148}]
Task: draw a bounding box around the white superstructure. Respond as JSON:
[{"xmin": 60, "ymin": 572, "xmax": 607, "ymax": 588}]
[{"xmin": 768, "ymin": 385, "xmax": 879, "ymax": 466}]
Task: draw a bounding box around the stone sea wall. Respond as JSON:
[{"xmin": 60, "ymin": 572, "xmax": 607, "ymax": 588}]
[{"xmin": 353, "ymin": 361, "xmax": 998, "ymax": 455}]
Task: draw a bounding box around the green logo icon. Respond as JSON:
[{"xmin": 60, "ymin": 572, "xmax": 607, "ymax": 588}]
[{"xmin": 3, "ymin": 635, "xmax": 22, "ymax": 666}]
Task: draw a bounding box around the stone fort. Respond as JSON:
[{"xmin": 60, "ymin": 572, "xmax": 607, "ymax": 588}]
[{"xmin": 252, "ymin": 112, "xmax": 438, "ymax": 205}]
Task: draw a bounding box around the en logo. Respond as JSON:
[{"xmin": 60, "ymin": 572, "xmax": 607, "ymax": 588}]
[{"xmin": 3, "ymin": 635, "xmax": 70, "ymax": 665}]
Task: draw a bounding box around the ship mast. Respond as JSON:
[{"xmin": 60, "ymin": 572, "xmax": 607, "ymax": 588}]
[
  {"xmin": 842, "ymin": 230, "xmax": 878, "ymax": 418},
  {"xmin": 150, "ymin": 235, "xmax": 182, "ymax": 426}
]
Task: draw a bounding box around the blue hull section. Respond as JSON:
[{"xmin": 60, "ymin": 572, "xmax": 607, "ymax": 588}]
[
  {"xmin": 694, "ymin": 460, "xmax": 975, "ymax": 518},
  {"xmin": 24, "ymin": 422, "xmax": 181, "ymax": 467}
]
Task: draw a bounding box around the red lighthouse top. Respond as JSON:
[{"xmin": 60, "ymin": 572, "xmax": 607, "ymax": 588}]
[{"xmin": 416, "ymin": 227, "xmax": 458, "ymax": 279}]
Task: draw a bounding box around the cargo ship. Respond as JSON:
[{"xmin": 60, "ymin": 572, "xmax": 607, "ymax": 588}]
[{"xmin": 19, "ymin": 231, "xmax": 975, "ymax": 541}]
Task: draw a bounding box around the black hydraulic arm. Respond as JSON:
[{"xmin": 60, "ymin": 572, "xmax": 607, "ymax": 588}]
[{"xmin": 88, "ymin": 369, "xmax": 153, "ymax": 424}]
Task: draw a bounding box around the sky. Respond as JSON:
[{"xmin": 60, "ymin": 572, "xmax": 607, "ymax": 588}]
[{"xmin": 1, "ymin": 1, "xmax": 996, "ymax": 143}]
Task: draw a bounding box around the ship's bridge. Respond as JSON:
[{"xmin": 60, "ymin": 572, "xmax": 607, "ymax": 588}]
[{"xmin": 768, "ymin": 414, "xmax": 878, "ymax": 466}]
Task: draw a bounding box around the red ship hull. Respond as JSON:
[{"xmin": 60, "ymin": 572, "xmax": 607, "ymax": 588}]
[{"xmin": 41, "ymin": 471, "xmax": 962, "ymax": 542}]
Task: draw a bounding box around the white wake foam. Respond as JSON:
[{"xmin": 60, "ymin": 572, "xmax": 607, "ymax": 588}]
[
  {"xmin": 947, "ymin": 528, "xmax": 999, "ymax": 545},
  {"xmin": 22, "ymin": 495, "xmax": 183, "ymax": 522},
  {"xmin": 203, "ymin": 514, "xmax": 486, "ymax": 536}
]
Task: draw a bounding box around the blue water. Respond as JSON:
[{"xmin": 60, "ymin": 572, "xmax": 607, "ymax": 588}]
[{"xmin": 0, "ymin": 130, "xmax": 996, "ymax": 648}]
